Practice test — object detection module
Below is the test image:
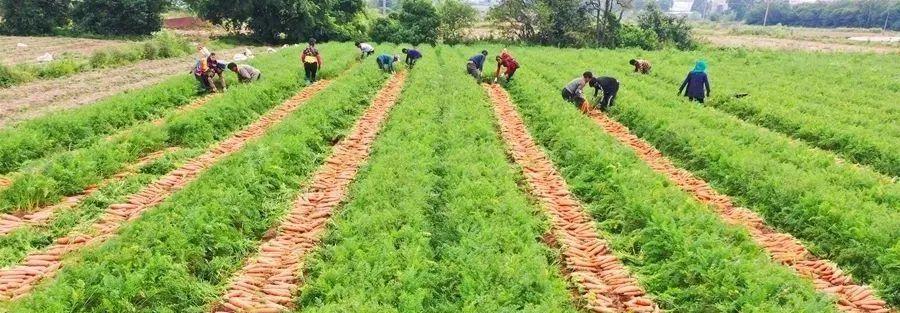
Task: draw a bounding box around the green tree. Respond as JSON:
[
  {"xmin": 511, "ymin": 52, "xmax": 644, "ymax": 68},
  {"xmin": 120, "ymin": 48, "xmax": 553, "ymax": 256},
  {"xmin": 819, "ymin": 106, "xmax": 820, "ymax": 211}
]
[
  {"xmin": 637, "ymin": 3, "xmax": 695, "ymax": 49},
  {"xmin": 489, "ymin": 0, "xmax": 587, "ymax": 46},
  {"xmin": 195, "ymin": 0, "xmax": 366, "ymax": 44},
  {"xmin": 370, "ymin": 16, "xmax": 402, "ymax": 42},
  {"xmin": 395, "ymin": 0, "xmax": 441, "ymax": 44},
  {"xmin": 72, "ymin": 0, "xmax": 167, "ymax": 36},
  {"xmin": 437, "ymin": 0, "xmax": 478, "ymax": 44},
  {"xmin": 0, "ymin": 0, "xmax": 70, "ymax": 35},
  {"xmin": 727, "ymin": 0, "xmax": 758, "ymax": 19}
]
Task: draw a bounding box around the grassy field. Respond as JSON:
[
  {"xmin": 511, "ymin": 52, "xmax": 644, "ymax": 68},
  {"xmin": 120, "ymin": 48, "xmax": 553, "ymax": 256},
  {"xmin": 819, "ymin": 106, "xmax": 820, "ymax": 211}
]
[{"xmin": 0, "ymin": 42, "xmax": 896, "ymax": 313}]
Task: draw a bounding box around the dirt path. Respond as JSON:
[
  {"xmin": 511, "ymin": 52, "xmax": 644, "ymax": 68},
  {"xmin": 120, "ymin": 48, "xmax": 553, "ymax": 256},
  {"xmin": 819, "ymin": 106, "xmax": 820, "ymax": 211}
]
[
  {"xmin": 484, "ymin": 84, "xmax": 660, "ymax": 313},
  {"xmin": 0, "ymin": 80, "xmax": 332, "ymax": 301},
  {"xmin": 0, "ymin": 36, "xmax": 128, "ymax": 65},
  {"xmin": 584, "ymin": 110, "xmax": 891, "ymax": 313},
  {"xmin": 212, "ymin": 73, "xmax": 406, "ymax": 313},
  {"xmin": 0, "ymin": 47, "xmax": 246, "ymax": 128}
]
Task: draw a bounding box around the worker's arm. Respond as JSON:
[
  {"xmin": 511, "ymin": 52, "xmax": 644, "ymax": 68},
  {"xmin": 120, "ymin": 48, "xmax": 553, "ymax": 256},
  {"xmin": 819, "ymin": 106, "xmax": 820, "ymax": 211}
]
[
  {"xmin": 678, "ymin": 75, "xmax": 689, "ymax": 95},
  {"xmin": 594, "ymin": 86, "xmax": 600, "ymax": 98},
  {"xmin": 633, "ymin": 65, "xmax": 639, "ymax": 73},
  {"xmin": 704, "ymin": 75, "xmax": 711, "ymax": 97}
]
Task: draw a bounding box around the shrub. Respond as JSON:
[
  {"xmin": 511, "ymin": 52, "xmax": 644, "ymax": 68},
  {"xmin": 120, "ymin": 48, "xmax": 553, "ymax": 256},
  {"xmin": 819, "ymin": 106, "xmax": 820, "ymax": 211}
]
[{"xmin": 620, "ymin": 24, "xmax": 661, "ymax": 50}]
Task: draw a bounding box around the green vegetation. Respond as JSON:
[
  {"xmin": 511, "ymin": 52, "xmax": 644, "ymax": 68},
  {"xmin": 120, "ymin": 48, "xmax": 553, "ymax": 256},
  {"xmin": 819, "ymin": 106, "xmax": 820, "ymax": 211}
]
[
  {"xmin": 299, "ymin": 47, "xmax": 576, "ymax": 312},
  {"xmin": 484, "ymin": 46, "xmax": 837, "ymax": 312},
  {"xmin": 3, "ymin": 54, "xmax": 388, "ymax": 313},
  {"xmin": 511, "ymin": 46, "xmax": 899, "ymax": 306},
  {"xmin": 0, "ymin": 43, "xmax": 358, "ymax": 213}
]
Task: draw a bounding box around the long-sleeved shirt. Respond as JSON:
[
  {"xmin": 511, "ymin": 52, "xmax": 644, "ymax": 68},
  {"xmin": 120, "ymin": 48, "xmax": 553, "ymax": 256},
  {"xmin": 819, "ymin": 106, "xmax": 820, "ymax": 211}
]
[
  {"xmin": 469, "ymin": 54, "xmax": 486, "ymax": 71},
  {"xmin": 592, "ymin": 76, "xmax": 619, "ymax": 97},
  {"xmin": 565, "ymin": 78, "xmax": 587, "ymax": 96},
  {"xmin": 679, "ymin": 71, "xmax": 710, "ymax": 98},
  {"xmin": 633, "ymin": 60, "xmax": 651, "ymax": 73},
  {"xmin": 405, "ymin": 49, "xmax": 421, "ymax": 63},
  {"xmin": 359, "ymin": 43, "xmax": 374, "ymax": 53},
  {"xmin": 498, "ymin": 53, "xmax": 519, "ymax": 69},
  {"xmin": 377, "ymin": 54, "xmax": 395, "ymax": 71},
  {"xmin": 236, "ymin": 64, "xmax": 261, "ymax": 82}
]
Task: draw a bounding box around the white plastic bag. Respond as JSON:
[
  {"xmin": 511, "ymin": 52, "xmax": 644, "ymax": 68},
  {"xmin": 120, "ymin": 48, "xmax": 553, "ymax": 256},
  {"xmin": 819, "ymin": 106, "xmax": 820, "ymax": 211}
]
[
  {"xmin": 266, "ymin": 47, "xmax": 277, "ymax": 53},
  {"xmin": 243, "ymin": 48, "xmax": 254, "ymax": 57},
  {"xmin": 16, "ymin": 43, "xmax": 27, "ymax": 48},
  {"xmin": 36, "ymin": 53, "xmax": 54, "ymax": 62},
  {"xmin": 233, "ymin": 53, "xmax": 248, "ymax": 62}
]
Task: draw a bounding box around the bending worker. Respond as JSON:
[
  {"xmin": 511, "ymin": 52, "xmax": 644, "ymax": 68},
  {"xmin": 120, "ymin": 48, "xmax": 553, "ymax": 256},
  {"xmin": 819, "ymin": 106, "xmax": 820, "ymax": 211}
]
[
  {"xmin": 356, "ymin": 42, "xmax": 375, "ymax": 59},
  {"xmin": 402, "ymin": 48, "xmax": 422, "ymax": 68},
  {"xmin": 589, "ymin": 76, "xmax": 620, "ymax": 111},
  {"xmin": 467, "ymin": 50, "xmax": 488, "ymax": 80},
  {"xmin": 376, "ymin": 54, "xmax": 399, "ymax": 73},
  {"xmin": 205, "ymin": 52, "xmax": 227, "ymax": 92},
  {"xmin": 228, "ymin": 62, "xmax": 261, "ymax": 83},
  {"xmin": 562, "ymin": 71, "xmax": 594, "ymax": 112},
  {"xmin": 678, "ymin": 60, "xmax": 711, "ymax": 103},
  {"xmin": 494, "ymin": 49, "xmax": 519, "ymax": 82},
  {"xmin": 629, "ymin": 59, "xmax": 652, "ymax": 74}
]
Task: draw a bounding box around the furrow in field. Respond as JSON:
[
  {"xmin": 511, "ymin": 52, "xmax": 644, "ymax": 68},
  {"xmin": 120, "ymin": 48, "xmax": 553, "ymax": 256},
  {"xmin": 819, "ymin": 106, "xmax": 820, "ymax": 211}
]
[
  {"xmin": 483, "ymin": 84, "xmax": 659, "ymax": 313},
  {"xmin": 0, "ymin": 80, "xmax": 333, "ymax": 301},
  {"xmin": 583, "ymin": 109, "xmax": 893, "ymax": 313},
  {"xmin": 0, "ymin": 147, "xmax": 177, "ymax": 236},
  {"xmin": 212, "ymin": 72, "xmax": 406, "ymax": 313}
]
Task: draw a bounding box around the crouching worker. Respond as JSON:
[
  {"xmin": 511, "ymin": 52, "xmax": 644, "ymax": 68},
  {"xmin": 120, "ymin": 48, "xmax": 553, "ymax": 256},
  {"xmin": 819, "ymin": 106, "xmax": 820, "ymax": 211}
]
[
  {"xmin": 589, "ymin": 76, "xmax": 619, "ymax": 111},
  {"xmin": 494, "ymin": 50, "xmax": 519, "ymax": 83},
  {"xmin": 562, "ymin": 71, "xmax": 594, "ymax": 113},
  {"xmin": 376, "ymin": 54, "xmax": 398, "ymax": 73},
  {"xmin": 228, "ymin": 63, "xmax": 261, "ymax": 83},
  {"xmin": 629, "ymin": 59, "xmax": 652, "ymax": 74}
]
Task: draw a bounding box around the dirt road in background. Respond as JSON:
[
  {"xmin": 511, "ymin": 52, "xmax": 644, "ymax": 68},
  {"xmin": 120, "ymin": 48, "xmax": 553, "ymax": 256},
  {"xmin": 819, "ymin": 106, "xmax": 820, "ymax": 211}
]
[
  {"xmin": 701, "ymin": 35, "xmax": 900, "ymax": 53},
  {"xmin": 0, "ymin": 47, "xmax": 254, "ymax": 128}
]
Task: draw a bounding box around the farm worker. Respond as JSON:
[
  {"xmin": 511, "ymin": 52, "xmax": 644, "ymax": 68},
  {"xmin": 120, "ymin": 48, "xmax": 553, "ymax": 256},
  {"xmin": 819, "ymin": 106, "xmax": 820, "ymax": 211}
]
[
  {"xmin": 589, "ymin": 76, "xmax": 620, "ymax": 111},
  {"xmin": 192, "ymin": 57, "xmax": 212, "ymax": 92},
  {"xmin": 376, "ymin": 54, "xmax": 399, "ymax": 73},
  {"xmin": 402, "ymin": 48, "xmax": 422, "ymax": 68},
  {"xmin": 494, "ymin": 49, "xmax": 520, "ymax": 82},
  {"xmin": 228, "ymin": 63, "xmax": 261, "ymax": 83},
  {"xmin": 301, "ymin": 38, "xmax": 323, "ymax": 83},
  {"xmin": 356, "ymin": 42, "xmax": 375, "ymax": 58},
  {"xmin": 678, "ymin": 60, "xmax": 711, "ymax": 104},
  {"xmin": 630, "ymin": 59, "xmax": 652, "ymax": 74},
  {"xmin": 467, "ymin": 50, "xmax": 488, "ymax": 80},
  {"xmin": 206, "ymin": 52, "xmax": 227, "ymax": 92},
  {"xmin": 561, "ymin": 71, "xmax": 594, "ymax": 113}
]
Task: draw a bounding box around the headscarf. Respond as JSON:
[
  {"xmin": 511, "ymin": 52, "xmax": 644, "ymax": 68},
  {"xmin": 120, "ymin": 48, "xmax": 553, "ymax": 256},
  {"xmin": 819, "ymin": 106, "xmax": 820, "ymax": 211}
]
[{"xmin": 692, "ymin": 60, "xmax": 707, "ymax": 73}]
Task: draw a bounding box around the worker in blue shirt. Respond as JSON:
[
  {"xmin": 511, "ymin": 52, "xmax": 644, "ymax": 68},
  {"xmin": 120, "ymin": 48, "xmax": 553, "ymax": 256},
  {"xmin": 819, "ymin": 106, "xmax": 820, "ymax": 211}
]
[
  {"xmin": 678, "ymin": 60, "xmax": 711, "ymax": 104},
  {"xmin": 402, "ymin": 48, "xmax": 422, "ymax": 68},
  {"xmin": 467, "ymin": 50, "xmax": 488, "ymax": 80},
  {"xmin": 376, "ymin": 54, "xmax": 398, "ymax": 73}
]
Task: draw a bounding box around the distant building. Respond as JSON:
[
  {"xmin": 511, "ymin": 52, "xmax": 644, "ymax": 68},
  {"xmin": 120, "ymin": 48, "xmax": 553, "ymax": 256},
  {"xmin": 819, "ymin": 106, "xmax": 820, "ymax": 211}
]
[{"xmin": 669, "ymin": 0, "xmax": 694, "ymax": 16}]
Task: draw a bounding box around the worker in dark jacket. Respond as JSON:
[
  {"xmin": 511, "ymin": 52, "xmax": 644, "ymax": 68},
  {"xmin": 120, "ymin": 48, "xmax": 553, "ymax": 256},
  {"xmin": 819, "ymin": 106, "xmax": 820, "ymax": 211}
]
[
  {"xmin": 467, "ymin": 50, "xmax": 488, "ymax": 80},
  {"xmin": 589, "ymin": 76, "xmax": 620, "ymax": 111},
  {"xmin": 402, "ymin": 48, "xmax": 422, "ymax": 68},
  {"xmin": 678, "ymin": 60, "xmax": 711, "ymax": 103}
]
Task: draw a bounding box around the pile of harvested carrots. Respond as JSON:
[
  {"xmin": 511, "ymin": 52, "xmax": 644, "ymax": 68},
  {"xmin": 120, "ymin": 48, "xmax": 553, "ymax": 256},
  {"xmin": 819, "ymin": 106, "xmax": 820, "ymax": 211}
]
[
  {"xmin": 213, "ymin": 72, "xmax": 407, "ymax": 313},
  {"xmin": 484, "ymin": 84, "xmax": 660, "ymax": 313},
  {"xmin": 0, "ymin": 81, "xmax": 332, "ymax": 302},
  {"xmin": 585, "ymin": 110, "xmax": 890, "ymax": 313}
]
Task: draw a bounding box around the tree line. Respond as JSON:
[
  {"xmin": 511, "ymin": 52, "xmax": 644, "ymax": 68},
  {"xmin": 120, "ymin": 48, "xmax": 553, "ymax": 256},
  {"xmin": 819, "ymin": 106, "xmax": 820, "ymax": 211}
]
[
  {"xmin": 1, "ymin": 0, "xmax": 695, "ymax": 50},
  {"xmin": 730, "ymin": 0, "xmax": 899, "ymax": 30},
  {"xmin": 1, "ymin": 0, "xmax": 167, "ymax": 36}
]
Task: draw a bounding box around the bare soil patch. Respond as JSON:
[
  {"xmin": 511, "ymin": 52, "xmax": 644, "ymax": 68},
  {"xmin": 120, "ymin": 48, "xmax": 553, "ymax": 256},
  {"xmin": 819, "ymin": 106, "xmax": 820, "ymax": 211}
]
[
  {"xmin": 0, "ymin": 36, "xmax": 129, "ymax": 66},
  {"xmin": 0, "ymin": 47, "xmax": 250, "ymax": 128}
]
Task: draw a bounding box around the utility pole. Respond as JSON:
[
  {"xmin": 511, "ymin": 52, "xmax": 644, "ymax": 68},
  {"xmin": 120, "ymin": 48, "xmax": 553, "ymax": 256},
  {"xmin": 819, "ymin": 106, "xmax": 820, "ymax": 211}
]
[
  {"xmin": 884, "ymin": 12, "xmax": 890, "ymax": 32},
  {"xmin": 763, "ymin": 0, "xmax": 771, "ymax": 26}
]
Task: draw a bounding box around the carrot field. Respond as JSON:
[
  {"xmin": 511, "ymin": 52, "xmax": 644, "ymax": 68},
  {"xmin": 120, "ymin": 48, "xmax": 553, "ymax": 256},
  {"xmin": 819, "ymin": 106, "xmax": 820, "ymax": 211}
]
[{"xmin": 0, "ymin": 43, "xmax": 896, "ymax": 313}]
